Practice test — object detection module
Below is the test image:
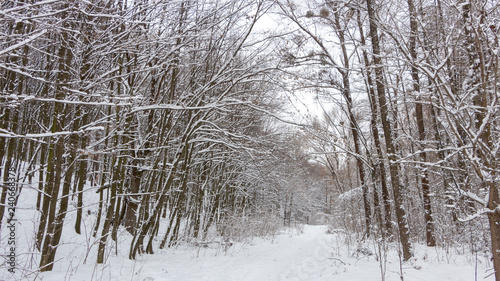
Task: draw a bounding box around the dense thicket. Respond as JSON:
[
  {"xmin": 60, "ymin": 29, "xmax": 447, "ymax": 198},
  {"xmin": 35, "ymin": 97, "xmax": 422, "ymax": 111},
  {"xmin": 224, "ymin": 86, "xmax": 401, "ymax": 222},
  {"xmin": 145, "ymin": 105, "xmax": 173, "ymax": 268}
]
[
  {"xmin": 0, "ymin": 0, "xmax": 330, "ymax": 274},
  {"xmin": 275, "ymin": 0, "xmax": 499, "ymax": 278},
  {"xmin": 1, "ymin": 0, "xmax": 499, "ymax": 279}
]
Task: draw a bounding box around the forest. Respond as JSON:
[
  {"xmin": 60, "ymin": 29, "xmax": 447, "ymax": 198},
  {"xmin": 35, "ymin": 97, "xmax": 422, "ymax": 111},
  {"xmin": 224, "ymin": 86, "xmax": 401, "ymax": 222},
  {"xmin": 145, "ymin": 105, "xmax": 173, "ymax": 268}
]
[{"xmin": 0, "ymin": 0, "xmax": 499, "ymax": 280}]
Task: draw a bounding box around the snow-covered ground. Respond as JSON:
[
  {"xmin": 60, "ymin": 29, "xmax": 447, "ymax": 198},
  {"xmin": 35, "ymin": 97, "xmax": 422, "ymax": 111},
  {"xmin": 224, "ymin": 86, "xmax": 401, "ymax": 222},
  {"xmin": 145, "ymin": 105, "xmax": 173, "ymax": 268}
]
[
  {"xmin": 15, "ymin": 224, "xmax": 490, "ymax": 281},
  {"xmin": 0, "ymin": 185, "xmax": 493, "ymax": 281}
]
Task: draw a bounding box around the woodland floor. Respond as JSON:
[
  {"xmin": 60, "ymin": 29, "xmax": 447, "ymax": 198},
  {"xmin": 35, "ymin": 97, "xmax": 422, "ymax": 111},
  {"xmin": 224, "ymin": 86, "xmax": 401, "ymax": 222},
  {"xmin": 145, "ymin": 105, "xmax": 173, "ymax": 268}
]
[{"xmin": 23, "ymin": 224, "xmax": 493, "ymax": 281}]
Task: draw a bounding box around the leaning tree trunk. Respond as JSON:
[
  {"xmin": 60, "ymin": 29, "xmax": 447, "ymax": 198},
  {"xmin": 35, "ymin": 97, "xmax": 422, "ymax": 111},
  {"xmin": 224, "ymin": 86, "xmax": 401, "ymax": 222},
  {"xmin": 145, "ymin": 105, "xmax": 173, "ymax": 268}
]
[
  {"xmin": 356, "ymin": 10, "xmax": 392, "ymax": 236},
  {"xmin": 39, "ymin": 22, "xmax": 73, "ymax": 271},
  {"xmin": 0, "ymin": 17, "xmax": 26, "ymax": 230},
  {"xmin": 334, "ymin": 11, "xmax": 371, "ymax": 236},
  {"xmin": 407, "ymin": 0, "xmax": 436, "ymax": 247},
  {"xmin": 366, "ymin": 0, "xmax": 412, "ymax": 261},
  {"xmin": 97, "ymin": 116, "xmax": 124, "ymax": 263}
]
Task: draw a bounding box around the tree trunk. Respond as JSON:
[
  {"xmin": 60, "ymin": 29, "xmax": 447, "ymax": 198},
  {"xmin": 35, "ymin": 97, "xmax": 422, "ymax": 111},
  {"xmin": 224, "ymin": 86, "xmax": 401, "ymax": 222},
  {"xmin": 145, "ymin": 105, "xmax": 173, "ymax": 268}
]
[
  {"xmin": 407, "ymin": 0, "xmax": 436, "ymax": 247},
  {"xmin": 39, "ymin": 23, "xmax": 73, "ymax": 270},
  {"xmin": 488, "ymin": 177, "xmax": 500, "ymax": 281},
  {"xmin": 334, "ymin": 11, "xmax": 371, "ymax": 236},
  {"xmin": 366, "ymin": 0, "xmax": 412, "ymax": 261},
  {"xmin": 356, "ymin": 9, "xmax": 392, "ymax": 236},
  {"xmin": 97, "ymin": 154, "xmax": 121, "ymax": 264}
]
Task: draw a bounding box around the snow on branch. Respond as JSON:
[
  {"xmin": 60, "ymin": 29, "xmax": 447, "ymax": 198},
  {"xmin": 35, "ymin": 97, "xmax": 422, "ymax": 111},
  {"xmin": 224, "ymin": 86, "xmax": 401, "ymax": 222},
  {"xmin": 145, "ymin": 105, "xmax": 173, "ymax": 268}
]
[
  {"xmin": 0, "ymin": 0, "xmax": 61, "ymax": 14},
  {"xmin": 451, "ymin": 188, "xmax": 488, "ymax": 207},
  {"xmin": 17, "ymin": 95, "xmax": 135, "ymax": 106},
  {"xmin": 0, "ymin": 30, "xmax": 47, "ymax": 58},
  {"xmin": 130, "ymin": 101, "xmax": 252, "ymax": 113},
  {"xmin": 0, "ymin": 126, "xmax": 104, "ymax": 139},
  {"xmin": 458, "ymin": 208, "xmax": 494, "ymax": 223},
  {"xmin": 338, "ymin": 186, "xmax": 362, "ymax": 202}
]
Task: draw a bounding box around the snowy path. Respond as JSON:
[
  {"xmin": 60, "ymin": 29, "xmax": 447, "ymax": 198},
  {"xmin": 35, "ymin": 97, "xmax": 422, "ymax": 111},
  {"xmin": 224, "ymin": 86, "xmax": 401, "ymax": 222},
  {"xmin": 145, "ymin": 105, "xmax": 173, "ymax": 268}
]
[
  {"xmin": 42, "ymin": 225, "xmax": 493, "ymax": 281},
  {"xmin": 149, "ymin": 225, "xmax": 332, "ymax": 281}
]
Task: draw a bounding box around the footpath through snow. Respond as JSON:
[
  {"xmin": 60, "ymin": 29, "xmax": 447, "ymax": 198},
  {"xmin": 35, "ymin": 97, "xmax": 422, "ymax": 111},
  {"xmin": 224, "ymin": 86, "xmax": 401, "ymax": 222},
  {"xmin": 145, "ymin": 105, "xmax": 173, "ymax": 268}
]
[{"xmin": 40, "ymin": 225, "xmax": 492, "ymax": 281}]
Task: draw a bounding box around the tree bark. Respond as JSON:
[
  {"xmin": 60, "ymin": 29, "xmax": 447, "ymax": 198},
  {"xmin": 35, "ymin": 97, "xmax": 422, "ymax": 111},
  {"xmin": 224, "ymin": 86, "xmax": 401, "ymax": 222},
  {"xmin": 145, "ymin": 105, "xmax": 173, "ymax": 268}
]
[
  {"xmin": 39, "ymin": 21, "xmax": 73, "ymax": 270},
  {"xmin": 407, "ymin": 0, "xmax": 436, "ymax": 247},
  {"xmin": 356, "ymin": 9, "xmax": 392, "ymax": 236},
  {"xmin": 333, "ymin": 10, "xmax": 371, "ymax": 237},
  {"xmin": 366, "ymin": 0, "xmax": 412, "ymax": 261}
]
